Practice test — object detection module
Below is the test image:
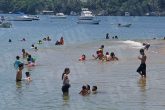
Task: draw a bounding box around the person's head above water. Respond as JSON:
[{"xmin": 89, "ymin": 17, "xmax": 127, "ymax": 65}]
[
  {"xmin": 25, "ymin": 72, "xmax": 30, "ymax": 77},
  {"xmin": 110, "ymin": 52, "xmax": 115, "ymax": 57},
  {"xmin": 18, "ymin": 63, "xmax": 24, "ymax": 70},
  {"xmin": 16, "ymin": 56, "xmax": 20, "ymax": 60},
  {"xmin": 101, "ymin": 45, "xmax": 104, "ymax": 48}
]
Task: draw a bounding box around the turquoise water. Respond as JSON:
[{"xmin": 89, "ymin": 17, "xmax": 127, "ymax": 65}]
[{"xmin": 0, "ymin": 15, "xmax": 165, "ymax": 110}]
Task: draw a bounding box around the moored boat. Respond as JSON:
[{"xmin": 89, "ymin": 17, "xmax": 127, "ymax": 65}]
[{"xmin": 50, "ymin": 13, "xmax": 67, "ymax": 19}]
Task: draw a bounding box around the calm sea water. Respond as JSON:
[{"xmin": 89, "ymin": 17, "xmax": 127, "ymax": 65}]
[{"xmin": 0, "ymin": 15, "xmax": 165, "ymax": 110}]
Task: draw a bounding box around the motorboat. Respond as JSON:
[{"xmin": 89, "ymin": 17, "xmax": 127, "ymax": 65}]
[
  {"xmin": 118, "ymin": 23, "xmax": 132, "ymax": 27},
  {"xmin": 50, "ymin": 13, "xmax": 67, "ymax": 19},
  {"xmin": 77, "ymin": 19, "xmax": 100, "ymax": 24},
  {"xmin": 77, "ymin": 8, "xmax": 100, "ymax": 24},
  {"xmin": 8, "ymin": 15, "xmax": 39, "ymax": 21},
  {"xmin": 0, "ymin": 22, "xmax": 12, "ymax": 28},
  {"xmin": 8, "ymin": 15, "xmax": 33, "ymax": 21},
  {"xmin": 78, "ymin": 8, "xmax": 94, "ymax": 20}
]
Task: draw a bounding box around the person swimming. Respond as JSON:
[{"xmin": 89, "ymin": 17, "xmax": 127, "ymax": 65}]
[
  {"xmin": 110, "ymin": 52, "xmax": 119, "ymax": 61},
  {"xmin": 79, "ymin": 85, "xmax": 89, "ymax": 96},
  {"xmin": 31, "ymin": 44, "xmax": 35, "ymax": 49},
  {"xmin": 79, "ymin": 54, "xmax": 86, "ymax": 61},
  {"xmin": 92, "ymin": 86, "xmax": 97, "ymax": 94}
]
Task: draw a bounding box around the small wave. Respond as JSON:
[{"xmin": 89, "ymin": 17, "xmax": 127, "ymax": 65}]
[{"xmin": 122, "ymin": 40, "xmax": 144, "ymax": 49}]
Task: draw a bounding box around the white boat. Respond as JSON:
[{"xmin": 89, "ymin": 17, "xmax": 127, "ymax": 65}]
[
  {"xmin": 8, "ymin": 15, "xmax": 33, "ymax": 21},
  {"xmin": 50, "ymin": 13, "xmax": 67, "ymax": 19},
  {"xmin": 78, "ymin": 8, "xmax": 94, "ymax": 20},
  {"xmin": 25, "ymin": 15, "xmax": 40, "ymax": 20},
  {"xmin": 0, "ymin": 22, "xmax": 12, "ymax": 28},
  {"xmin": 77, "ymin": 19, "xmax": 100, "ymax": 24}
]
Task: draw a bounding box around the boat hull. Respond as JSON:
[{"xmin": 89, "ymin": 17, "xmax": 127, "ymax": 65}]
[{"xmin": 77, "ymin": 20, "xmax": 100, "ymax": 24}]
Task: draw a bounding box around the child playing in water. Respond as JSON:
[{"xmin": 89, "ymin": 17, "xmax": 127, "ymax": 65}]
[
  {"xmin": 79, "ymin": 85, "xmax": 88, "ymax": 96},
  {"xmin": 137, "ymin": 49, "xmax": 147, "ymax": 78},
  {"xmin": 105, "ymin": 52, "xmax": 111, "ymax": 61},
  {"xmin": 22, "ymin": 49, "xmax": 29, "ymax": 59},
  {"xmin": 79, "ymin": 54, "xmax": 86, "ymax": 61},
  {"xmin": 25, "ymin": 72, "xmax": 32, "ymax": 81},
  {"xmin": 16, "ymin": 63, "xmax": 24, "ymax": 82},
  {"xmin": 110, "ymin": 52, "xmax": 119, "ymax": 61},
  {"xmin": 92, "ymin": 86, "xmax": 97, "ymax": 94}
]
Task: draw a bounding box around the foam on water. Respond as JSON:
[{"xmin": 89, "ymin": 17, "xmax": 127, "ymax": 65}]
[{"xmin": 121, "ymin": 40, "xmax": 144, "ymax": 49}]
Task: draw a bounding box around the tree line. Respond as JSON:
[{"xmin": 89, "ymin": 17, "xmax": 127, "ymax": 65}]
[{"xmin": 0, "ymin": 0, "xmax": 165, "ymax": 15}]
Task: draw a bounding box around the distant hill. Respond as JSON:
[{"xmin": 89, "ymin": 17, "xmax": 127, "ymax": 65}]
[{"xmin": 0, "ymin": 0, "xmax": 165, "ymax": 16}]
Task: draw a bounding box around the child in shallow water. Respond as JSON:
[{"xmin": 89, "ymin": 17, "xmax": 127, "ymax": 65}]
[
  {"xmin": 79, "ymin": 85, "xmax": 88, "ymax": 96},
  {"xmin": 25, "ymin": 72, "xmax": 32, "ymax": 81},
  {"xmin": 92, "ymin": 86, "xmax": 97, "ymax": 94}
]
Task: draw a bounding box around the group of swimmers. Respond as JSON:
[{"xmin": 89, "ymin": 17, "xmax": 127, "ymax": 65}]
[
  {"xmin": 79, "ymin": 85, "xmax": 97, "ymax": 96},
  {"xmin": 92, "ymin": 45, "xmax": 118, "ymax": 61},
  {"xmin": 14, "ymin": 48, "xmax": 36, "ymax": 82}
]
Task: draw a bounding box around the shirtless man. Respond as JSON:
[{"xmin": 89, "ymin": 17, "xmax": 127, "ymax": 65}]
[
  {"xmin": 137, "ymin": 49, "xmax": 147, "ymax": 78},
  {"xmin": 16, "ymin": 63, "xmax": 24, "ymax": 82}
]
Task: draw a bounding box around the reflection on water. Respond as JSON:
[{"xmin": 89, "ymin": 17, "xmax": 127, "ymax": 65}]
[
  {"xmin": 138, "ymin": 77, "xmax": 146, "ymax": 92},
  {"xmin": 16, "ymin": 81, "xmax": 22, "ymax": 88}
]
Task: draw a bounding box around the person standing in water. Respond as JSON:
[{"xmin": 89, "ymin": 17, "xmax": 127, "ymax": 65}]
[
  {"xmin": 16, "ymin": 63, "xmax": 24, "ymax": 82},
  {"xmin": 62, "ymin": 68, "xmax": 70, "ymax": 95},
  {"xmin": 137, "ymin": 49, "xmax": 147, "ymax": 78}
]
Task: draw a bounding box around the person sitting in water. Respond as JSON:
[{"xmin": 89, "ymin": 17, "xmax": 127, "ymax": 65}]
[
  {"xmin": 47, "ymin": 36, "xmax": 51, "ymax": 41},
  {"xmin": 55, "ymin": 40, "xmax": 60, "ymax": 45},
  {"xmin": 16, "ymin": 63, "xmax": 24, "ymax": 82},
  {"xmin": 105, "ymin": 52, "xmax": 111, "ymax": 61},
  {"xmin": 22, "ymin": 49, "xmax": 29, "ymax": 59},
  {"xmin": 79, "ymin": 54, "xmax": 86, "ymax": 61},
  {"xmin": 25, "ymin": 72, "xmax": 32, "ymax": 81},
  {"xmin": 79, "ymin": 85, "xmax": 89, "ymax": 96},
  {"xmin": 59, "ymin": 37, "xmax": 64, "ymax": 45},
  {"xmin": 93, "ymin": 49, "xmax": 104, "ymax": 60},
  {"xmin": 143, "ymin": 42, "xmax": 150, "ymax": 50},
  {"xmin": 8, "ymin": 39, "xmax": 12, "ymax": 42},
  {"xmin": 26, "ymin": 55, "xmax": 35, "ymax": 66},
  {"xmin": 14, "ymin": 56, "xmax": 23, "ymax": 69},
  {"xmin": 31, "ymin": 44, "xmax": 35, "ymax": 49},
  {"xmin": 21, "ymin": 38, "xmax": 26, "ymax": 41},
  {"xmin": 86, "ymin": 84, "xmax": 91, "ymax": 94},
  {"xmin": 34, "ymin": 47, "xmax": 38, "ymax": 51},
  {"xmin": 92, "ymin": 86, "xmax": 97, "ymax": 94},
  {"xmin": 110, "ymin": 52, "xmax": 119, "ymax": 61},
  {"xmin": 43, "ymin": 37, "xmax": 47, "ymax": 41},
  {"xmin": 37, "ymin": 40, "xmax": 42, "ymax": 44},
  {"xmin": 115, "ymin": 36, "xmax": 118, "ymax": 39}
]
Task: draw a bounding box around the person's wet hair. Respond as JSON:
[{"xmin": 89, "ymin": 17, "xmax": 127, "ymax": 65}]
[
  {"xmin": 18, "ymin": 63, "xmax": 24, "ymax": 68},
  {"xmin": 110, "ymin": 52, "xmax": 115, "ymax": 57},
  {"xmin": 82, "ymin": 85, "xmax": 87, "ymax": 90},
  {"xmin": 25, "ymin": 72, "xmax": 30, "ymax": 77},
  {"xmin": 16, "ymin": 56, "xmax": 20, "ymax": 60},
  {"xmin": 92, "ymin": 86, "xmax": 97, "ymax": 91},
  {"xmin": 86, "ymin": 84, "xmax": 90, "ymax": 90}
]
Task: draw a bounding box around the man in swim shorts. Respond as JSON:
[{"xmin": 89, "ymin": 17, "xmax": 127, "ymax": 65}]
[{"xmin": 137, "ymin": 49, "xmax": 147, "ymax": 78}]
